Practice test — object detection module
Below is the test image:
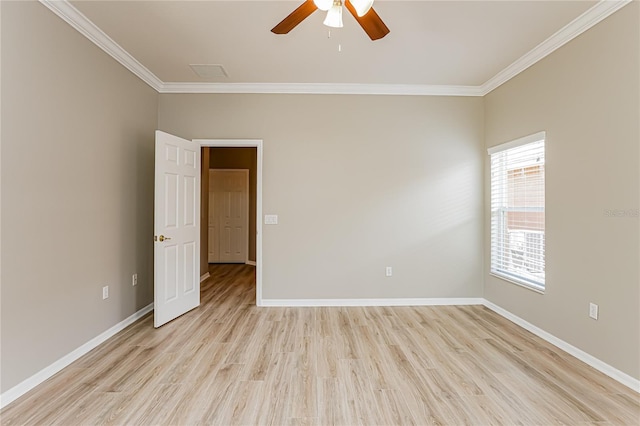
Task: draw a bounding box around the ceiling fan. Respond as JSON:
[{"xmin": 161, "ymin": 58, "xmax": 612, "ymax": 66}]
[{"xmin": 271, "ymin": 0, "xmax": 390, "ymax": 41}]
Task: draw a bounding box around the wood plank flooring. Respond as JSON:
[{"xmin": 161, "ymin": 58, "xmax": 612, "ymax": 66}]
[{"xmin": 2, "ymin": 264, "xmax": 638, "ymax": 425}]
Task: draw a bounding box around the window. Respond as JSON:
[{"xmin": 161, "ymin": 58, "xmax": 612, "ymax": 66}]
[{"xmin": 489, "ymin": 132, "xmax": 545, "ymax": 291}]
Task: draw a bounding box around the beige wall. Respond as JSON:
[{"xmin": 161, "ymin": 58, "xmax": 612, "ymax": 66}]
[
  {"xmin": 484, "ymin": 3, "xmax": 639, "ymax": 380},
  {"xmin": 3, "ymin": 0, "xmax": 636, "ymax": 399},
  {"xmin": 159, "ymin": 94, "xmax": 485, "ymax": 300},
  {"xmin": 209, "ymin": 147, "xmax": 258, "ymax": 263},
  {"xmin": 1, "ymin": 1, "xmax": 158, "ymax": 393}
]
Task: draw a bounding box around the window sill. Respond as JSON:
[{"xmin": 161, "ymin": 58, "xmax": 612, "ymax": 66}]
[{"xmin": 489, "ymin": 272, "xmax": 545, "ymax": 295}]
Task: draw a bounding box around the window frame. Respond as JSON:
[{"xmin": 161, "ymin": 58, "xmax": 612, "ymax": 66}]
[{"xmin": 488, "ymin": 131, "xmax": 546, "ymax": 293}]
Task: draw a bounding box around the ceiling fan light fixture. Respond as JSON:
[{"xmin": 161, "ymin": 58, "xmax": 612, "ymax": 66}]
[
  {"xmin": 350, "ymin": 0, "xmax": 374, "ymax": 17},
  {"xmin": 313, "ymin": 0, "xmax": 333, "ymax": 11},
  {"xmin": 271, "ymin": 0, "xmax": 389, "ymax": 40},
  {"xmin": 323, "ymin": 2, "xmax": 343, "ymax": 28}
]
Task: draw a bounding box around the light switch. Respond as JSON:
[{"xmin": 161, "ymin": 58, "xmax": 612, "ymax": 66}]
[{"xmin": 265, "ymin": 214, "xmax": 278, "ymax": 225}]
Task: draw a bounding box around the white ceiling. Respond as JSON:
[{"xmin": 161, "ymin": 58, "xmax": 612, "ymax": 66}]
[{"xmin": 49, "ymin": 1, "xmax": 626, "ymax": 94}]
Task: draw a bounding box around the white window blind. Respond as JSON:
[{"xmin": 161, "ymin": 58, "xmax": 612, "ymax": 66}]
[{"xmin": 489, "ymin": 132, "xmax": 545, "ymax": 290}]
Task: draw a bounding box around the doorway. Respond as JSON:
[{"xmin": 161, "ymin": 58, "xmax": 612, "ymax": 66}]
[{"xmin": 197, "ymin": 139, "xmax": 263, "ymax": 306}]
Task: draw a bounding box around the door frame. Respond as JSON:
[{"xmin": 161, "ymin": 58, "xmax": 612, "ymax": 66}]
[{"xmin": 196, "ymin": 139, "xmax": 263, "ymax": 306}]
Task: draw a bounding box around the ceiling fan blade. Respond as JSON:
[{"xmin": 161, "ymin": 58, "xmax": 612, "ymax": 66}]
[
  {"xmin": 345, "ymin": 1, "xmax": 390, "ymax": 41},
  {"xmin": 271, "ymin": 0, "xmax": 318, "ymax": 34}
]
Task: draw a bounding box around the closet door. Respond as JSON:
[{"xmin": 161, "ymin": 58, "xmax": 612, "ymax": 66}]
[{"xmin": 209, "ymin": 169, "xmax": 249, "ymax": 263}]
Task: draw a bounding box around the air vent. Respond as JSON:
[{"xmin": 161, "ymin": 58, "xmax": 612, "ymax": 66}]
[{"xmin": 189, "ymin": 64, "xmax": 228, "ymax": 79}]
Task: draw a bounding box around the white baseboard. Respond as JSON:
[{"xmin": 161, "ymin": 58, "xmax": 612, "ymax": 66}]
[
  {"xmin": 260, "ymin": 298, "xmax": 484, "ymax": 307},
  {"xmin": 0, "ymin": 303, "xmax": 154, "ymax": 409},
  {"xmin": 483, "ymin": 300, "xmax": 640, "ymax": 393},
  {"xmin": 246, "ymin": 260, "xmax": 257, "ymax": 266},
  {"xmin": 262, "ymin": 297, "xmax": 639, "ymax": 392},
  {"xmin": 200, "ymin": 272, "xmax": 210, "ymax": 283},
  {"xmin": 3, "ymin": 296, "xmax": 637, "ymax": 410}
]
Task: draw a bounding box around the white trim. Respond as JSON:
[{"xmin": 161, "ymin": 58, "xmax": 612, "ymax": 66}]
[
  {"xmin": 479, "ymin": 0, "xmax": 631, "ymax": 95},
  {"xmin": 262, "ymin": 296, "xmax": 640, "ymax": 392},
  {"xmin": 483, "ymin": 300, "xmax": 640, "ymax": 393},
  {"xmin": 159, "ymin": 82, "xmax": 483, "ymax": 97},
  {"xmin": 489, "ymin": 273, "xmax": 545, "ymax": 295},
  {"xmin": 487, "ymin": 131, "xmax": 546, "ymax": 155},
  {"xmin": 2, "ymin": 297, "xmax": 637, "ymax": 408},
  {"xmin": 195, "ymin": 139, "xmax": 263, "ymax": 306},
  {"xmin": 200, "ymin": 272, "xmax": 210, "ymax": 283},
  {"xmin": 39, "ymin": 0, "xmax": 631, "ymax": 97},
  {"xmin": 0, "ymin": 303, "xmax": 154, "ymax": 409},
  {"xmin": 260, "ymin": 298, "xmax": 484, "ymax": 307},
  {"xmin": 38, "ymin": 0, "xmax": 163, "ymax": 91},
  {"xmin": 246, "ymin": 260, "xmax": 257, "ymax": 266}
]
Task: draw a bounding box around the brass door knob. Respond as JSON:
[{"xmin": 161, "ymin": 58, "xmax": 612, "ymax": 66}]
[{"xmin": 156, "ymin": 235, "xmax": 172, "ymax": 242}]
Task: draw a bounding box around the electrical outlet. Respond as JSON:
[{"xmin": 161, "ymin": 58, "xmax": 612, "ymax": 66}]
[
  {"xmin": 132, "ymin": 273, "xmax": 138, "ymax": 286},
  {"xmin": 385, "ymin": 266, "xmax": 393, "ymax": 277},
  {"xmin": 102, "ymin": 286, "xmax": 109, "ymax": 300},
  {"xmin": 589, "ymin": 303, "xmax": 598, "ymax": 320}
]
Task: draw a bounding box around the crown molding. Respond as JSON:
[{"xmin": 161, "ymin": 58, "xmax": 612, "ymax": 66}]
[
  {"xmin": 159, "ymin": 82, "xmax": 484, "ymax": 96},
  {"xmin": 479, "ymin": 0, "xmax": 631, "ymax": 96},
  {"xmin": 40, "ymin": 0, "xmax": 630, "ymax": 97},
  {"xmin": 39, "ymin": 0, "xmax": 163, "ymax": 91}
]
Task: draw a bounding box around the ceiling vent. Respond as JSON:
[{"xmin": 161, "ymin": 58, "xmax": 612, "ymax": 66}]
[{"xmin": 189, "ymin": 64, "xmax": 228, "ymax": 79}]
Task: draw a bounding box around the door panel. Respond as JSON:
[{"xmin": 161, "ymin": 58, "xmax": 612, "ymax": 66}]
[
  {"xmin": 183, "ymin": 175, "xmax": 196, "ymax": 226},
  {"xmin": 183, "ymin": 242, "xmax": 197, "ymax": 293},
  {"xmin": 208, "ymin": 227, "xmax": 217, "ymax": 263},
  {"xmin": 165, "ymin": 174, "xmax": 178, "ymax": 228},
  {"xmin": 154, "ymin": 131, "xmax": 201, "ymax": 328},
  {"xmin": 208, "ymin": 188, "xmax": 218, "ymax": 262},
  {"xmin": 164, "ymin": 244, "xmax": 178, "ymax": 301}
]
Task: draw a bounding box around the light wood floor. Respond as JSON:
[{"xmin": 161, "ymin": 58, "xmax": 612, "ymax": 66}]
[{"xmin": 2, "ymin": 264, "xmax": 638, "ymax": 425}]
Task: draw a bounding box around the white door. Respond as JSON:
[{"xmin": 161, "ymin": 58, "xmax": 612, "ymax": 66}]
[
  {"xmin": 154, "ymin": 131, "xmax": 201, "ymax": 328},
  {"xmin": 209, "ymin": 170, "xmax": 248, "ymax": 263},
  {"xmin": 208, "ymin": 190, "xmax": 218, "ymax": 263}
]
